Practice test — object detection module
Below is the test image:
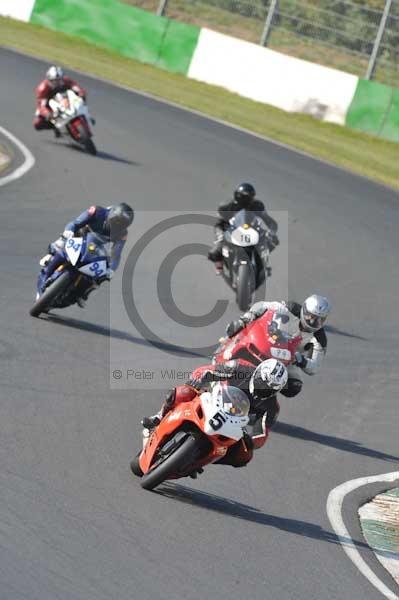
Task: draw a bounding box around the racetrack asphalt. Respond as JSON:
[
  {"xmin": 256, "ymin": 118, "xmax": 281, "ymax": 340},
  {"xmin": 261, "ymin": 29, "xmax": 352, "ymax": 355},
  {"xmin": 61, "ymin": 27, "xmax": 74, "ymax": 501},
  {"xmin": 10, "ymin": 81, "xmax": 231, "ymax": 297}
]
[{"xmin": 1, "ymin": 47, "xmax": 399, "ymax": 600}]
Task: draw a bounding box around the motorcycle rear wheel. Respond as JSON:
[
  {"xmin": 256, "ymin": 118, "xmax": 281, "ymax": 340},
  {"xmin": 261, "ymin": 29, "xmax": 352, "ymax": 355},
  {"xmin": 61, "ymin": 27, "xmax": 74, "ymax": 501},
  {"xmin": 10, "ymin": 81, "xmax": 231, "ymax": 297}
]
[
  {"xmin": 29, "ymin": 271, "xmax": 71, "ymax": 318},
  {"xmin": 140, "ymin": 434, "xmax": 201, "ymax": 491}
]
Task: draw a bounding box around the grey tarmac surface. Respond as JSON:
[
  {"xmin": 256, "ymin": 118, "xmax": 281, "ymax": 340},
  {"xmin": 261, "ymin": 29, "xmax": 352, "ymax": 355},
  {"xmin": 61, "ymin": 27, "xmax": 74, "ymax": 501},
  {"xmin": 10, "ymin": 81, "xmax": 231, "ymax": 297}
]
[{"xmin": 0, "ymin": 47, "xmax": 398, "ymax": 600}]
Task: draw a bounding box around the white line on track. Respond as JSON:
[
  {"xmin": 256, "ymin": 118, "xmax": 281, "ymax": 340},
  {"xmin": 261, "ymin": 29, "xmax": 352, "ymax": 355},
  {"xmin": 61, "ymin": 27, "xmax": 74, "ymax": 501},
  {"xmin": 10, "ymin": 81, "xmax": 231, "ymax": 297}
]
[
  {"xmin": 327, "ymin": 472, "xmax": 399, "ymax": 600},
  {"xmin": 0, "ymin": 125, "xmax": 35, "ymax": 187}
]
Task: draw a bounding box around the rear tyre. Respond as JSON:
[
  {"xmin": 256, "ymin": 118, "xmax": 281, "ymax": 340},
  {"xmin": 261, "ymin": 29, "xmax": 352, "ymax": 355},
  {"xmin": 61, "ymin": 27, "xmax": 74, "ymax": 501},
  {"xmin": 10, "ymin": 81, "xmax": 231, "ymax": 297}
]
[
  {"xmin": 29, "ymin": 271, "xmax": 71, "ymax": 318},
  {"xmin": 76, "ymin": 122, "xmax": 97, "ymax": 155},
  {"xmin": 236, "ymin": 263, "xmax": 253, "ymax": 311},
  {"xmin": 140, "ymin": 434, "xmax": 201, "ymax": 491}
]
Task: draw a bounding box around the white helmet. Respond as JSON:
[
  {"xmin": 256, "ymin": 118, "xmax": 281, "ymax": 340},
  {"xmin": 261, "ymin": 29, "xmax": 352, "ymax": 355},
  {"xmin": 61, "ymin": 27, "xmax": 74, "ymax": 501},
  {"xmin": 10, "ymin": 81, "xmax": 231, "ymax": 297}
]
[
  {"xmin": 300, "ymin": 294, "xmax": 331, "ymax": 332},
  {"xmin": 249, "ymin": 359, "xmax": 288, "ymax": 398},
  {"xmin": 46, "ymin": 65, "xmax": 64, "ymax": 87}
]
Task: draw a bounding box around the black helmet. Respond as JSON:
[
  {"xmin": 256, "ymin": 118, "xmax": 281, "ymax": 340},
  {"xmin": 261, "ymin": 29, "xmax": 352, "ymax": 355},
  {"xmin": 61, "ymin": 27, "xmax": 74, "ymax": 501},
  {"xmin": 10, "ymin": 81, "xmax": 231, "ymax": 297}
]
[
  {"xmin": 234, "ymin": 182, "xmax": 256, "ymax": 207},
  {"xmin": 105, "ymin": 203, "xmax": 134, "ymax": 237}
]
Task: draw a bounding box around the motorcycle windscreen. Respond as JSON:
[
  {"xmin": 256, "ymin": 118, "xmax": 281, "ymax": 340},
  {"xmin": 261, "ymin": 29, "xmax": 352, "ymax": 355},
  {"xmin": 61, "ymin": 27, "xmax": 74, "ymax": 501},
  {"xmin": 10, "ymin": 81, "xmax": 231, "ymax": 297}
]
[{"xmin": 227, "ymin": 209, "xmax": 262, "ymax": 247}]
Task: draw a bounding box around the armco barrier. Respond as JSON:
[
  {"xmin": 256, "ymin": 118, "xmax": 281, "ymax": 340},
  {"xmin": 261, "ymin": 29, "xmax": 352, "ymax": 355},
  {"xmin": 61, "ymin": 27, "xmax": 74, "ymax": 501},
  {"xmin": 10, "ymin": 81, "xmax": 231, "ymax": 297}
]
[
  {"xmin": 1, "ymin": 0, "xmax": 398, "ymax": 142},
  {"xmin": 30, "ymin": 0, "xmax": 200, "ymax": 75}
]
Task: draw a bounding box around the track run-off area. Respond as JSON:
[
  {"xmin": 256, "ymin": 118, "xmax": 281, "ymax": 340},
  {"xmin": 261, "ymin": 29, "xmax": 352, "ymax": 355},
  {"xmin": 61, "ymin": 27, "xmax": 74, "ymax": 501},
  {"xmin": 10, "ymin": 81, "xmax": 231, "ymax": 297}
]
[{"xmin": 1, "ymin": 47, "xmax": 399, "ymax": 600}]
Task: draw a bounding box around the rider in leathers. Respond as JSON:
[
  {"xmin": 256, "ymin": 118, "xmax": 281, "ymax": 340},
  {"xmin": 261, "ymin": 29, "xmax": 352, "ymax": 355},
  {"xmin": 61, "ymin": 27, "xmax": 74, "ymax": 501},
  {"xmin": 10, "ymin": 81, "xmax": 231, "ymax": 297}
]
[
  {"xmin": 142, "ymin": 359, "xmax": 288, "ymax": 468},
  {"xmin": 225, "ymin": 295, "xmax": 331, "ymax": 398},
  {"xmin": 34, "ymin": 65, "xmax": 87, "ymax": 135},
  {"xmin": 37, "ymin": 203, "xmax": 134, "ymax": 305},
  {"xmin": 208, "ymin": 183, "xmax": 279, "ymax": 273}
]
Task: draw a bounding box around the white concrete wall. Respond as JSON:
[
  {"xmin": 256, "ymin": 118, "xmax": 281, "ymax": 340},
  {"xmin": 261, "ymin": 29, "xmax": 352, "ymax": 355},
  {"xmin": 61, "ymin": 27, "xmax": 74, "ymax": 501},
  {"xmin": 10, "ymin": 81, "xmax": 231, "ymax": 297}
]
[
  {"xmin": 0, "ymin": 0, "xmax": 36, "ymax": 22},
  {"xmin": 188, "ymin": 28, "xmax": 359, "ymax": 125}
]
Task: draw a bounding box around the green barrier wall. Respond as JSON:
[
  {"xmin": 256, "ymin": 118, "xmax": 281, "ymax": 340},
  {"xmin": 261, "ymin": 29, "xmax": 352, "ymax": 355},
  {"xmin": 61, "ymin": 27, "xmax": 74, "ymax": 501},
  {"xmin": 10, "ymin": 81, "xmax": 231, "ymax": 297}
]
[
  {"xmin": 345, "ymin": 79, "xmax": 399, "ymax": 142},
  {"xmin": 31, "ymin": 0, "xmax": 200, "ymax": 74}
]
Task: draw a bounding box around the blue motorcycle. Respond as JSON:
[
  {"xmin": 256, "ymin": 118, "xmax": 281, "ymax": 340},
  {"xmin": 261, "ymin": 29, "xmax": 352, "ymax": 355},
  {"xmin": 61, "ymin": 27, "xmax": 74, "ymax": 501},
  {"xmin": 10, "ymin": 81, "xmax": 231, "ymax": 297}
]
[{"xmin": 30, "ymin": 232, "xmax": 109, "ymax": 317}]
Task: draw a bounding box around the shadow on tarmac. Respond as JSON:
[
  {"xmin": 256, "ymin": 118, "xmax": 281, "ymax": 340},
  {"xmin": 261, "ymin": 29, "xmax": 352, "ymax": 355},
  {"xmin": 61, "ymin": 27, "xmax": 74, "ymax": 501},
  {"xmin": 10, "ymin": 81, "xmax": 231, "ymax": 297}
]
[
  {"xmin": 157, "ymin": 483, "xmax": 368, "ymax": 548},
  {"xmin": 46, "ymin": 140, "xmax": 140, "ymax": 165},
  {"xmin": 44, "ymin": 313, "xmax": 208, "ymax": 358},
  {"xmin": 324, "ymin": 325, "xmax": 367, "ymax": 341},
  {"xmin": 274, "ymin": 421, "xmax": 399, "ymax": 462}
]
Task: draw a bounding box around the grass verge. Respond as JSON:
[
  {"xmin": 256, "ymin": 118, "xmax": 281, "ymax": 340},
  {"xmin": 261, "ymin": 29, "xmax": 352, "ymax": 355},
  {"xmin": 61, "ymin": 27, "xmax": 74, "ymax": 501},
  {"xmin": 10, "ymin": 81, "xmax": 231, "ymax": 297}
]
[{"xmin": 1, "ymin": 16, "xmax": 398, "ymax": 190}]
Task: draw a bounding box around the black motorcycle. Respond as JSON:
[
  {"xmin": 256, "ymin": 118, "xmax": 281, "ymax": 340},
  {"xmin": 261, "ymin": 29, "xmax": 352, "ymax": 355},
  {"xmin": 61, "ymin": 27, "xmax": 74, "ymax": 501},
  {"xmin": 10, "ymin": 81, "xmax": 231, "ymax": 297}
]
[{"xmin": 221, "ymin": 209, "xmax": 271, "ymax": 311}]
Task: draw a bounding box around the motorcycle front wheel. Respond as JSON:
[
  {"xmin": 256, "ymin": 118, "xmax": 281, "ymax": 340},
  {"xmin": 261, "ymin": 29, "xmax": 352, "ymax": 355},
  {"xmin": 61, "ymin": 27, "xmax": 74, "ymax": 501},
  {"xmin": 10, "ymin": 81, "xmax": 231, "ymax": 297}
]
[
  {"xmin": 236, "ymin": 263, "xmax": 254, "ymax": 311},
  {"xmin": 140, "ymin": 434, "xmax": 202, "ymax": 491},
  {"xmin": 76, "ymin": 122, "xmax": 97, "ymax": 156},
  {"xmin": 29, "ymin": 271, "xmax": 71, "ymax": 318}
]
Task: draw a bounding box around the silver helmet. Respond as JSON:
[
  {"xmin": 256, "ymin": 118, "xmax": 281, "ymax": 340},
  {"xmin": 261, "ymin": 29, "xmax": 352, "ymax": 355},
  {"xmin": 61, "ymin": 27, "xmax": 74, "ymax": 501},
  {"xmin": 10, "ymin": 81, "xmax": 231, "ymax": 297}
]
[
  {"xmin": 46, "ymin": 65, "xmax": 64, "ymax": 88},
  {"xmin": 300, "ymin": 294, "xmax": 331, "ymax": 332}
]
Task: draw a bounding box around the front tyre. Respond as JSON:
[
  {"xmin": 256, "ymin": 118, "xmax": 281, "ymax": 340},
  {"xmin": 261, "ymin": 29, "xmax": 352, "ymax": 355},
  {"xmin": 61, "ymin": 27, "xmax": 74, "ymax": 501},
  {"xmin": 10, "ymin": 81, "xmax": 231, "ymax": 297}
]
[
  {"xmin": 76, "ymin": 122, "xmax": 97, "ymax": 155},
  {"xmin": 130, "ymin": 453, "xmax": 144, "ymax": 478},
  {"xmin": 29, "ymin": 271, "xmax": 71, "ymax": 318},
  {"xmin": 140, "ymin": 434, "xmax": 201, "ymax": 491},
  {"xmin": 236, "ymin": 263, "xmax": 253, "ymax": 311}
]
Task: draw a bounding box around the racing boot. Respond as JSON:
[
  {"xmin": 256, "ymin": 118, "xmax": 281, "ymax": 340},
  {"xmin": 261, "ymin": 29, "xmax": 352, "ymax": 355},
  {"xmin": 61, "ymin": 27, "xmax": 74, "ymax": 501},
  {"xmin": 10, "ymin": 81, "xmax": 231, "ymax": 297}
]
[
  {"xmin": 141, "ymin": 411, "xmax": 162, "ymax": 430},
  {"xmin": 39, "ymin": 254, "xmax": 52, "ymax": 268},
  {"xmin": 189, "ymin": 467, "xmax": 204, "ymax": 479},
  {"xmin": 76, "ymin": 298, "xmax": 86, "ymax": 309},
  {"xmin": 141, "ymin": 389, "xmax": 176, "ymax": 430},
  {"xmin": 214, "ymin": 261, "xmax": 223, "ymax": 275}
]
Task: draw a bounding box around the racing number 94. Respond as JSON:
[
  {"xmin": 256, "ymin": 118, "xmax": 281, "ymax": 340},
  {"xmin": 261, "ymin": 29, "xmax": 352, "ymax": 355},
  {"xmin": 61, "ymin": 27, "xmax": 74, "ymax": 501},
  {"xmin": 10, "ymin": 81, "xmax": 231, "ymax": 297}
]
[{"xmin": 89, "ymin": 261, "xmax": 104, "ymax": 277}]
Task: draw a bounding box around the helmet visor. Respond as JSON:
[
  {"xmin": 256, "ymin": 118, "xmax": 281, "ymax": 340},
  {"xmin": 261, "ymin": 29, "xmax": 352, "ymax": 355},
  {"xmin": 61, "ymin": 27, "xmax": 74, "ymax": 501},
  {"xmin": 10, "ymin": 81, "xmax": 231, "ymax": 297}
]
[{"xmin": 302, "ymin": 306, "xmax": 326, "ymax": 330}]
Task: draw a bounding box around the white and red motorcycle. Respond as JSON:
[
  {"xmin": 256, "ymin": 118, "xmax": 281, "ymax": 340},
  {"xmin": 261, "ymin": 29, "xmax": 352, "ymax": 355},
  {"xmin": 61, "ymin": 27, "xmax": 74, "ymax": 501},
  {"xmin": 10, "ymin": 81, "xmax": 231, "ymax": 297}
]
[{"xmin": 49, "ymin": 89, "xmax": 97, "ymax": 155}]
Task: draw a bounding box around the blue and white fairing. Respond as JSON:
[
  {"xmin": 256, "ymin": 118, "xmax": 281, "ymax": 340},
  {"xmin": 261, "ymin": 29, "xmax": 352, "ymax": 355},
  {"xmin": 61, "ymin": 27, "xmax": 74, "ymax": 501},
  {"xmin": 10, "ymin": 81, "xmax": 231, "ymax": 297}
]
[{"xmin": 63, "ymin": 232, "xmax": 108, "ymax": 278}]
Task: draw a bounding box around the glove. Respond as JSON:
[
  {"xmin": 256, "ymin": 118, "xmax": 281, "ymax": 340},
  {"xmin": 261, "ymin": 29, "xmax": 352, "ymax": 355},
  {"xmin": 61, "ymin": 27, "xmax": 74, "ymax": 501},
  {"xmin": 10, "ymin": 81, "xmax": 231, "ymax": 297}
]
[
  {"xmin": 106, "ymin": 268, "xmax": 114, "ymax": 280},
  {"xmin": 62, "ymin": 230, "xmax": 74, "ymax": 240},
  {"xmin": 294, "ymin": 352, "xmax": 307, "ymax": 369},
  {"xmin": 226, "ymin": 319, "xmax": 244, "ymax": 338},
  {"xmin": 189, "ymin": 366, "xmax": 214, "ymax": 388}
]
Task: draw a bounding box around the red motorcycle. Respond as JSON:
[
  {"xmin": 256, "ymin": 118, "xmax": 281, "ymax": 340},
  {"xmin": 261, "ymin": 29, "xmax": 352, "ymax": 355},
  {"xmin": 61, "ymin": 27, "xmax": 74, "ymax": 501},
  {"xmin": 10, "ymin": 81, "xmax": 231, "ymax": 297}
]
[
  {"xmin": 213, "ymin": 308, "xmax": 302, "ymax": 368},
  {"xmin": 49, "ymin": 90, "xmax": 96, "ymax": 155}
]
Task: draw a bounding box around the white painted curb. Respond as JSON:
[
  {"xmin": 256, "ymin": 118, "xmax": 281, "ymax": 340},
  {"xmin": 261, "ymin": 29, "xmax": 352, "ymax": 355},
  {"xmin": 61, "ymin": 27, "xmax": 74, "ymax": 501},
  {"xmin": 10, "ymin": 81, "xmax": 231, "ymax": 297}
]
[
  {"xmin": 327, "ymin": 472, "xmax": 399, "ymax": 600},
  {"xmin": 0, "ymin": 125, "xmax": 35, "ymax": 187}
]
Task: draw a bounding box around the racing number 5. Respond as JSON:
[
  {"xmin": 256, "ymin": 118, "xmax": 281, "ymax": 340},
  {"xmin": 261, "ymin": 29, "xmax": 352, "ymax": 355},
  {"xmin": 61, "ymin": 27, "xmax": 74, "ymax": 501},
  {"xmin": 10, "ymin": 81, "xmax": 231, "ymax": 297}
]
[{"xmin": 209, "ymin": 411, "xmax": 227, "ymax": 431}]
